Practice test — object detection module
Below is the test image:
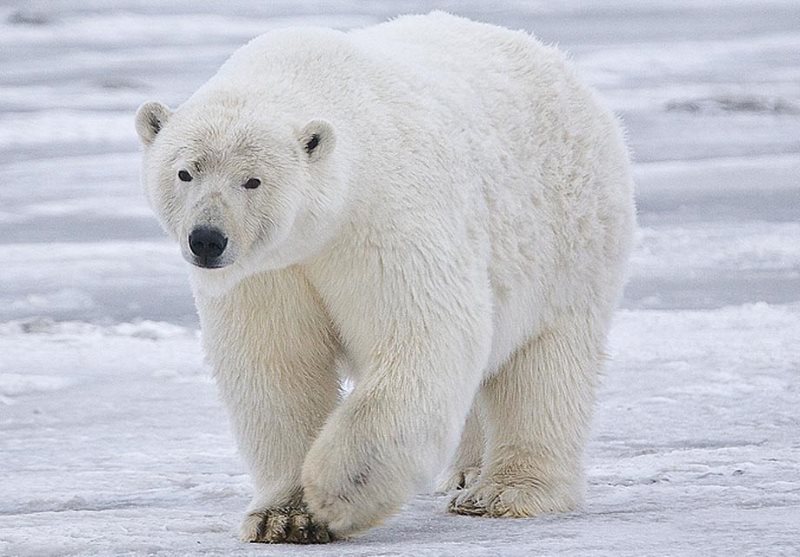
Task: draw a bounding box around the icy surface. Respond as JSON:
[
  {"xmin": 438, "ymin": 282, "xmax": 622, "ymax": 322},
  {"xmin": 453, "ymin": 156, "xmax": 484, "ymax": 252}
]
[{"xmin": 1, "ymin": 1, "xmax": 799, "ymax": 555}]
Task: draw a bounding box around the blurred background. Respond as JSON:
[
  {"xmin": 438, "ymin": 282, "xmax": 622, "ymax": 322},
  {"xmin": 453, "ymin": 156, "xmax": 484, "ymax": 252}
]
[
  {"xmin": 1, "ymin": 0, "xmax": 798, "ymax": 326},
  {"xmin": 1, "ymin": 2, "xmax": 799, "ymax": 555}
]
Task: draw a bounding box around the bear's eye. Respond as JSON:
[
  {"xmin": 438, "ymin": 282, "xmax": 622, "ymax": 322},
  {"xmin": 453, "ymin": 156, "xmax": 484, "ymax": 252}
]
[
  {"xmin": 305, "ymin": 134, "xmax": 320, "ymax": 154},
  {"xmin": 242, "ymin": 178, "xmax": 261, "ymax": 190},
  {"xmin": 177, "ymin": 170, "xmax": 193, "ymax": 182}
]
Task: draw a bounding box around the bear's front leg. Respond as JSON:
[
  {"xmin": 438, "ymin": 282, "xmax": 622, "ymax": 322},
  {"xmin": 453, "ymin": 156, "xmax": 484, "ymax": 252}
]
[
  {"xmin": 301, "ymin": 253, "xmax": 492, "ymax": 538},
  {"xmin": 194, "ymin": 269, "xmax": 341, "ymax": 544}
]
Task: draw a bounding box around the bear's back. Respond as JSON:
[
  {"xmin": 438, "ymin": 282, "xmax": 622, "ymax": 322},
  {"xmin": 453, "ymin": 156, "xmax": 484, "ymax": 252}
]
[
  {"xmin": 350, "ymin": 12, "xmax": 568, "ymax": 92},
  {"xmin": 206, "ymin": 13, "xmax": 571, "ymax": 114}
]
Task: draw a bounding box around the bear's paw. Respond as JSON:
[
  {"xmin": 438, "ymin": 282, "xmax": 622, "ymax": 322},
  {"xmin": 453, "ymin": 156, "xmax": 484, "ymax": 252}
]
[
  {"xmin": 448, "ymin": 476, "xmax": 579, "ymax": 518},
  {"xmin": 240, "ymin": 505, "xmax": 334, "ymax": 544}
]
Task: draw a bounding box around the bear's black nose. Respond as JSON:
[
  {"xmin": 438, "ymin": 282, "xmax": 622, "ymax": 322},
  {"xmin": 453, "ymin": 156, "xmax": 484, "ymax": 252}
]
[{"xmin": 188, "ymin": 227, "xmax": 228, "ymax": 265}]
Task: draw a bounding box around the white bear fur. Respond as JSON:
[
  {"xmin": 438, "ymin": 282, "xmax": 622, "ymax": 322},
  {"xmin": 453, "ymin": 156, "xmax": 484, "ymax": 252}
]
[{"xmin": 136, "ymin": 12, "xmax": 636, "ymax": 541}]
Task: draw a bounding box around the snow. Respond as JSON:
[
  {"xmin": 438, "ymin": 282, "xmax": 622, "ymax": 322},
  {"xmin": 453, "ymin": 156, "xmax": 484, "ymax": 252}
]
[
  {"xmin": 1, "ymin": 1, "xmax": 798, "ymax": 555},
  {"xmin": 2, "ymin": 306, "xmax": 798, "ymax": 556}
]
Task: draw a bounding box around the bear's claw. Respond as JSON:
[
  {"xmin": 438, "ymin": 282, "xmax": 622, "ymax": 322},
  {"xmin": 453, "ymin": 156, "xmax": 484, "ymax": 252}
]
[
  {"xmin": 241, "ymin": 506, "xmax": 334, "ymax": 544},
  {"xmin": 448, "ymin": 477, "xmax": 579, "ymax": 518},
  {"xmin": 448, "ymin": 495, "xmax": 488, "ymax": 516}
]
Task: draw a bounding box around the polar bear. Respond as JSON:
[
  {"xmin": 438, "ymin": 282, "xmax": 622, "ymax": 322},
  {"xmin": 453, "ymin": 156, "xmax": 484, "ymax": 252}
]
[{"xmin": 135, "ymin": 12, "xmax": 635, "ymax": 544}]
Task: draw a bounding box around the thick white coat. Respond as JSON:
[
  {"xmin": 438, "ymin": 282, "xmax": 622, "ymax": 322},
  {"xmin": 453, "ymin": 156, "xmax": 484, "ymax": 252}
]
[{"xmin": 136, "ymin": 12, "xmax": 636, "ymax": 542}]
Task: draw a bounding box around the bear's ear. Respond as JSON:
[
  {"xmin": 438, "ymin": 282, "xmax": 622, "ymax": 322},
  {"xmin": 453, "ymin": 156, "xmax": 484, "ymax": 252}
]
[
  {"xmin": 135, "ymin": 101, "xmax": 172, "ymax": 146},
  {"xmin": 298, "ymin": 119, "xmax": 335, "ymax": 162}
]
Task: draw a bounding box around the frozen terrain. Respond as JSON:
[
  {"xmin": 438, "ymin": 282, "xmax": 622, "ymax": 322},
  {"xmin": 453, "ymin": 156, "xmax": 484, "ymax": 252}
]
[{"xmin": 1, "ymin": 1, "xmax": 798, "ymax": 555}]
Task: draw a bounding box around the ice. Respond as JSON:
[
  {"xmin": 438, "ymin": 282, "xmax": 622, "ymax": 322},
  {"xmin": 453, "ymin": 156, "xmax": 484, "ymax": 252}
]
[
  {"xmin": 0, "ymin": 373, "xmax": 74, "ymax": 398},
  {"xmin": 1, "ymin": 1, "xmax": 798, "ymax": 555},
  {"xmin": 1, "ymin": 305, "xmax": 798, "ymax": 555}
]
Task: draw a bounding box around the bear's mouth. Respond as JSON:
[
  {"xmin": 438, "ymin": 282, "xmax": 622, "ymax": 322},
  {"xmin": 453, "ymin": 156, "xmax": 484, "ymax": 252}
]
[{"xmin": 189, "ymin": 256, "xmax": 230, "ymax": 269}]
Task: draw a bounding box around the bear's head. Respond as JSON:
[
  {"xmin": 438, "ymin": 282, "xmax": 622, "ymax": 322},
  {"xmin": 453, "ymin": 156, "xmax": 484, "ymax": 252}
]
[{"xmin": 135, "ymin": 98, "xmax": 348, "ymax": 293}]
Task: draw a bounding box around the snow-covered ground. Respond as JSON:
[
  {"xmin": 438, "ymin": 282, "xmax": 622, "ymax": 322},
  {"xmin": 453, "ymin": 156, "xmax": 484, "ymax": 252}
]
[{"xmin": 1, "ymin": 1, "xmax": 798, "ymax": 555}]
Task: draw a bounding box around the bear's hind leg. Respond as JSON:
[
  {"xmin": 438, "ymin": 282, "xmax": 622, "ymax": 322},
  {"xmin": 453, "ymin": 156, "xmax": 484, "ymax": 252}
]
[
  {"xmin": 436, "ymin": 404, "xmax": 484, "ymax": 493},
  {"xmin": 449, "ymin": 312, "xmax": 604, "ymax": 517}
]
